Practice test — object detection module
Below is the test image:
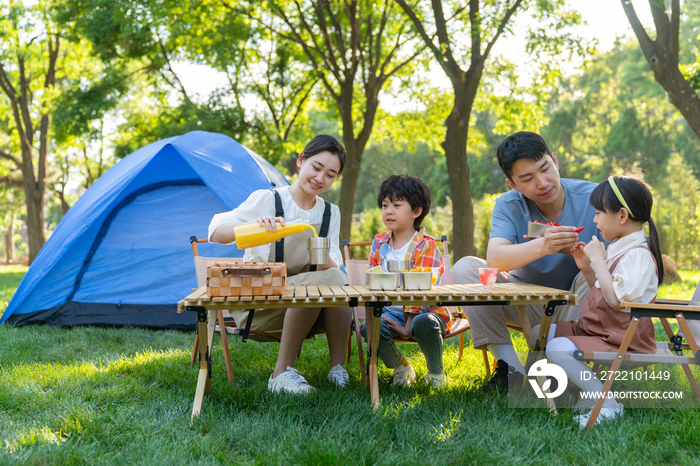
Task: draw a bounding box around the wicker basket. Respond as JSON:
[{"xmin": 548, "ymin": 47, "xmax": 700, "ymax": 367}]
[{"xmin": 206, "ymin": 262, "xmax": 287, "ymax": 297}]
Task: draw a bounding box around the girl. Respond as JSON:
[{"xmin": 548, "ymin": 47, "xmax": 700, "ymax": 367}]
[
  {"xmin": 533, "ymin": 174, "xmax": 663, "ymax": 427},
  {"xmin": 208, "ymin": 135, "xmax": 353, "ymax": 393}
]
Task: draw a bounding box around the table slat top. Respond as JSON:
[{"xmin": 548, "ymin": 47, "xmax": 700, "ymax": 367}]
[{"xmin": 178, "ymin": 283, "xmax": 578, "ymax": 312}]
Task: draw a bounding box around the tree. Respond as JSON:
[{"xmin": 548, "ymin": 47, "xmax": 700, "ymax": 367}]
[
  {"xmin": 0, "ymin": 2, "xmax": 61, "ymax": 264},
  {"xmin": 395, "ymin": 0, "xmax": 584, "ymax": 259},
  {"xmin": 268, "ymin": 0, "xmax": 425, "ymax": 242},
  {"xmin": 621, "ymin": 0, "xmax": 700, "ymax": 140}
]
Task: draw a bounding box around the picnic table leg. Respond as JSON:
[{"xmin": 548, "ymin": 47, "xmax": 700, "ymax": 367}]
[
  {"xmin": 367, "ymin": 305, "xmax": 382, "ymax": 408},
  {"xmin": 218, "ymin": 310, "xmax": 234, "ymax": 383},
  {"xmin": 531, "ymin": 300, "xmax": 568, "ymax": 413},
  {"xmin": 192, "ymin": 309, "xmax": 215, "ymax": 420},
  {"xmin": 534, "ymin": 300, "xmax": 567, "ymax": 361},
  {"xmin": 515, "ymin": 305, "xmax": 535, "ymax": 352}
]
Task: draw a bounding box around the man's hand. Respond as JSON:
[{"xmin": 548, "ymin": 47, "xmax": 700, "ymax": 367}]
[{"xmin": 523, "ymin": 226, "xmax": 580, "ymax": 256}]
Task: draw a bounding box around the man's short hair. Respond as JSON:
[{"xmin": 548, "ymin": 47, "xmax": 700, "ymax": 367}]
[
  {"xmin": 496, "ymin": 131, "xmax": 551, "ymax": 180},
  {"xmin": 377, "ymin": 174, "xmax": 431, "ymax": 230}
]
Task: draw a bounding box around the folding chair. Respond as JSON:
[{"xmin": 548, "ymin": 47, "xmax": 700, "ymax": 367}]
[
  {"xmin": 574, "ymin": 283, "xmax": 700, "ymax": 429},
  {"xmin": 189, "ymin": 236, "xmax": 284, "ymax": 382},
  {"xmin": 342, "ymin": 235, "xmax": 475, "ymax": 387}
]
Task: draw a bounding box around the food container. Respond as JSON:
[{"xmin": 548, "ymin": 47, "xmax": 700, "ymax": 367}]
[
  {"xmin": 527, "ymin": 221, "xmax": 553, "ymax": 238},
  {"xmin": 401, "ymin": 271, "xmax": 432, "ymax": 291},
  {"xmin": 206, "ymin": 262, "xmax": 287, "ymax": 297},
  {"xmin": 308, "ymin": 237, "xmax": 330, "ymax": 265},
  {"xmin": 366, "ymin": 272, "xmax": 400, "ymax": 291},
  {"xmin": 386, "ymin": 260, "xmax": 411, "ymax": 272}
]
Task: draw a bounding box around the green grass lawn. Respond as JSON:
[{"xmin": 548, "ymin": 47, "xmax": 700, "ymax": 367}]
[{"xmin": 1, "ymin": 265, "xmax": 700, "ymax": 465}]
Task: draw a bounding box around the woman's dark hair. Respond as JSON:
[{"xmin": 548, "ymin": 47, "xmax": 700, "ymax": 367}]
[
  {"xmin": 377, "ymin": 174, "xmax": 431, "ymax": 230},
  {"xmin": 298, "ymin": 134, "xmax": 346, "ymax": 176},
  {"xmin": 590, "ymin": 174, "xmax": 664, "ymax": 284},
  {"xmin": 496, "ymin": 131, "xmax": 551, "ymax": 180}
]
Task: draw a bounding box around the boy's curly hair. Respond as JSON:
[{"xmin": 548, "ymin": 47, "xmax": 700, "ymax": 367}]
[{"xmin": 377, "ymin": 174, "xmax": 431, "ymax": 230}]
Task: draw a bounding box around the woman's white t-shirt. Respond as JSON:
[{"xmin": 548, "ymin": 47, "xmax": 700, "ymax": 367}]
[{"xmin": 208, "ymin": 186, "xmax": 343, "ymax": 267}]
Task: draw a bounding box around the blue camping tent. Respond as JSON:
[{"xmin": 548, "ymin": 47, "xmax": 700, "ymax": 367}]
[{"xmin": 1, "ymin": 131, "xmax": 289, "ymax": 329}]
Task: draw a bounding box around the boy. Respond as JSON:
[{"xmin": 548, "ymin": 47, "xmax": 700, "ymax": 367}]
[{"xmin": 360, "ymin": 174, "xmax": 450, "ymax": 387}]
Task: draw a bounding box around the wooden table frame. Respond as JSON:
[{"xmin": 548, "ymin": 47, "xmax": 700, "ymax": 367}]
[{"xmin": 178, "ymin": 282, "xmax": 577, "ymax": 418}]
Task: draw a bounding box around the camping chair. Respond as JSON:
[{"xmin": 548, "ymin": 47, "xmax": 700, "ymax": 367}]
[
  {"xmin": 342, "ymin": 236, "xmax": 475, "ymax": 387},
  {"xmin": 189, "ymin": 236, "xmax": 286, "ymax": 382},
  {"xmin": 573, "ymin": 283, "xmax": 700, "ymax": 429}
]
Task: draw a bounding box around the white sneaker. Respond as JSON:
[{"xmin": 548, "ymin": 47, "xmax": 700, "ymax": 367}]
[
  {"xmin": 327, "ymin": 364, "xmax": 350, "ymax": 387},
  {"xmin": 425, "ymin": 372, "xmax": 446, "ymax": 388},
  {"xmin": 268, "ymin": 367, "xmax": 315, "ymax": 394},
  {"xmin": 392, "ymin": 362, "xmax": 416, "ymax": 386},
  {"xmin": 575, "ymin": 406, "xmax": 623, "ymax": 429}
]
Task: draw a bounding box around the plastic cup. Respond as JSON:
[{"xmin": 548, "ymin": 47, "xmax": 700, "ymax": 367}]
[
  {"xmin": 430, "ymin": 267, "xmax": 440, "ymax": 286},
  {"xmin": 478, "ymin": 267, "xmax": 498, "ymax": 289},
  {"xmin": 308, "ymin": 237, "xmax": 331, "ymax": 265}
]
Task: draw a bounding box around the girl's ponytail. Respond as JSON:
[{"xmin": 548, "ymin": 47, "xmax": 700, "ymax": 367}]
[{"xmin": 647, "ymin": 217, "xmax": 664, "ymax": 285}]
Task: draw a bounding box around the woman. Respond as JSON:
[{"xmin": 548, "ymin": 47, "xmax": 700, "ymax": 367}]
[{"xmin": 208, "ymin": 135, "xmax": 352, "ymax": 393}]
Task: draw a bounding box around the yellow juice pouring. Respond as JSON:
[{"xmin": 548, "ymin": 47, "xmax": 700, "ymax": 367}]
[{"xmin": 233, "ymin": 221, "xmax": 317, "ymax": 249}]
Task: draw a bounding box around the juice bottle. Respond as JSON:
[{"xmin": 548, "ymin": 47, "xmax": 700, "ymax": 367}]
[{"xmin": 233, "ymin": 221, "xmax": 318, "ymax": 249}]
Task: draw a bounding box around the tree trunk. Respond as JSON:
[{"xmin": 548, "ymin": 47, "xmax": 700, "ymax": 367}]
[
  {"xmin": 336, "ymin": 81, "xmax": 380, "ymax": 244},
  {"xmin": 337, "ymin": 139, "xmax": 362, "ymax": 243},
  {"xmin": 647, "ymin": 55, "xmax": 700, "ymax": 139},
  {"xmin": 4, "ymin": 212, "xmax": 13, "ymax": 264},
  {"xmin": 24, "ymin": 172, "xmax": 45, "ymax": 265},
  {"xmin": 18, "ymin": 129, "xmax": 46, "ymax": 266},
  {"xmin": 443, "ymin": 83, "xmax": 479, "ymax": 260}
]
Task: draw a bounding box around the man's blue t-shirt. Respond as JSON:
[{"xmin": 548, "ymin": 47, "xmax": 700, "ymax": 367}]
[{"xmin": 490, "ymin": 178, "xmax": 604, "ymax": 291}]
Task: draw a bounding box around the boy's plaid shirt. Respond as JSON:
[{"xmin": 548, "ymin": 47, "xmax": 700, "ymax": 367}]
[{"xmin": 366, "ymin": 227, "xmax": 452, "ymax": 331}]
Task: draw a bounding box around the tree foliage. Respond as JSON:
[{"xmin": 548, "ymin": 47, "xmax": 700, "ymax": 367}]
[
  {"xmin": 263, "ymin": 0, "xmax": 426, "ymax": 243},
  {"xmin": 543, "ymin": 39, "xmax": 695, "ymax": 187},
  {"xmin": 58, "ymin": 0, "xmax": 251, "ymax": 158},
  {"xmin": 394, "ymin": 0, "xmax": 586, "ymax": 260},
  {"xmin": 621, "ymin": 0, "xmax": 700, "ymax": 140}
]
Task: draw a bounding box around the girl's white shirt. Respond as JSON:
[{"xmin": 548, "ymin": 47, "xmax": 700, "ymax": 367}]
[
  {"xmin": 207, "ymin": 186, "xmax": 343, "ymax": 267},
  {"xmin": 598, "ymin": 229, "xmax": 658, "ymax": 307}
]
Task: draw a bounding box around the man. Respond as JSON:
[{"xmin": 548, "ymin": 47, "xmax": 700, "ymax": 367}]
[{"xmin": 452, "ymin": 131, "xmax": 603, "ymax": 391}]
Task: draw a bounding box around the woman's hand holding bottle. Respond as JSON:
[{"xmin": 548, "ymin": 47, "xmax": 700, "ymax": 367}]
[{"xmin": 257, "ymin": 216, "xmax": 286, "ymax": 231}]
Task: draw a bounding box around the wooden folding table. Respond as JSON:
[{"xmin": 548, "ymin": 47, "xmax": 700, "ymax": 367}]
[{"xmin": 178, "ymin": 282, "xmax": 577, "ymax": 418}]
